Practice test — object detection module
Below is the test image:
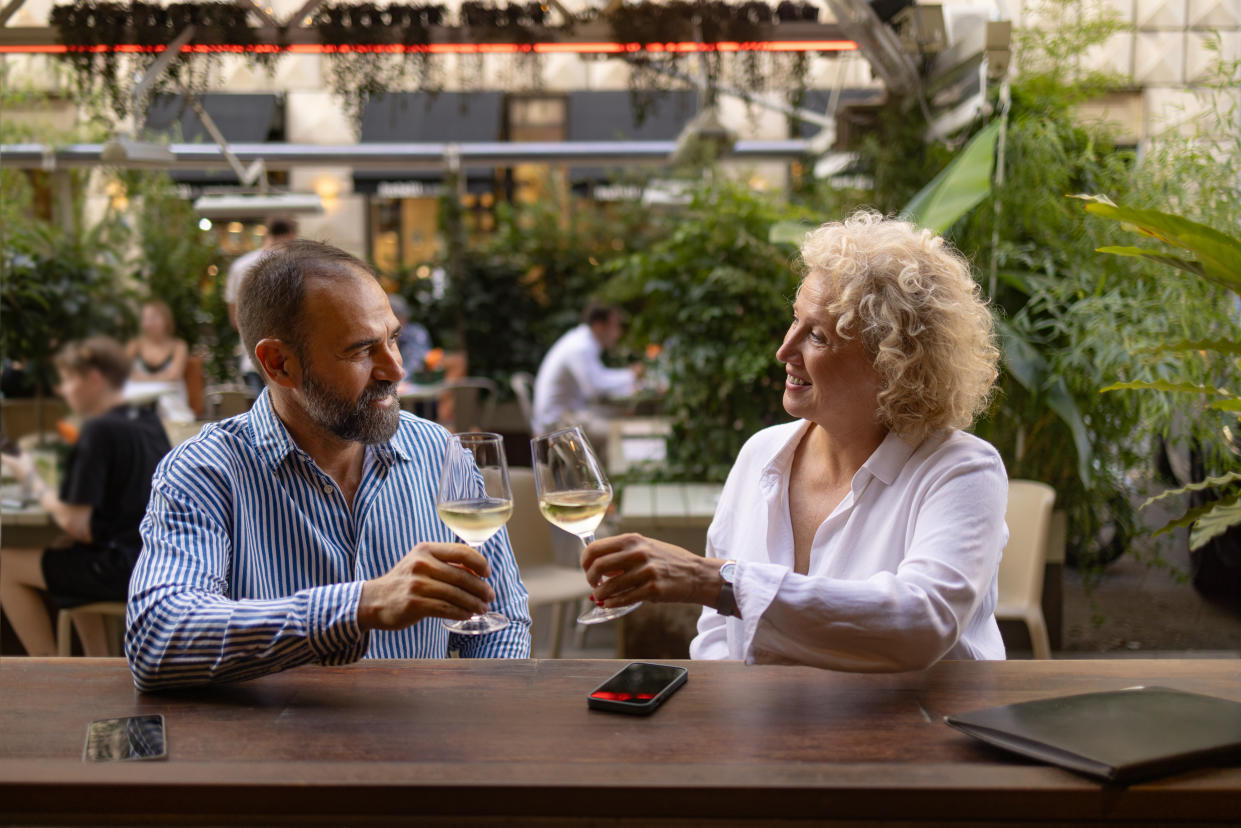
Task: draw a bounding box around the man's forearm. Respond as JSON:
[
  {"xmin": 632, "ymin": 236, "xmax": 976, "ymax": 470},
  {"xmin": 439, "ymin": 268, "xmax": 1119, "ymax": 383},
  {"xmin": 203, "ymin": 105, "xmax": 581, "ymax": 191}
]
[{"xmin": 127, "ymin": 582, "xmax": 369, "ymax": 691}]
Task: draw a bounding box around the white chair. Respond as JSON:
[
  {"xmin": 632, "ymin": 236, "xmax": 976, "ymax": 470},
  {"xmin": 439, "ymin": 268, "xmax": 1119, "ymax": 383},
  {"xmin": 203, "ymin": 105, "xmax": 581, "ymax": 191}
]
[
  {"xmin": 204, "ymin": 384, "xmax": 257, "ymax": 420},
  {"xmin": 509, "ymin": 372, "xmax": 535, "ymax": 433},
  {"xmin": 442, "ymin": 377, "xmax": 498, "ymax": 432},
  {"xmin": 56, "ymin": 601, "xmax": 127, "ymax": 657},
  {"xmin": 507, "ymin": 467, "xmax": 593, "ymax": 658},
  {"xmin": 997, "ymin": 479, "xmax": 1056, "ymax": 659}
]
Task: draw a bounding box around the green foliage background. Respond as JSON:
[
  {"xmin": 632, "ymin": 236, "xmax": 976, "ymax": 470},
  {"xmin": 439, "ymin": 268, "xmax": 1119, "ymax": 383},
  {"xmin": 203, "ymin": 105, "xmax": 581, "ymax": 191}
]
[{"xmin": 600, "ymin": 180, "xmax": 816, "ymax": 481}]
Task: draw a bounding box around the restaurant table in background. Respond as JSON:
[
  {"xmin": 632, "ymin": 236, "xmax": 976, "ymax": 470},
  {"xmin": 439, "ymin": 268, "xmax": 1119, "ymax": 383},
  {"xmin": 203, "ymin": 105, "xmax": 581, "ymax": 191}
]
[
  {"xmin": 605, "ymin": 416, "xmax": 671, "ymax": 476},
  {"xmin": 398, "ymin": 380, "xmax": 444, "ymax": 421},
  {"xmin": 0, "ymin": 482, "xmax": 59, "ymax": 549},
  {"xmin": 123, "ymin": 380, "xmax": 194, "ymax": 423},
  {"xmin": 2, "ymin": 658, "xmax": 1239, "ymax": 826}
]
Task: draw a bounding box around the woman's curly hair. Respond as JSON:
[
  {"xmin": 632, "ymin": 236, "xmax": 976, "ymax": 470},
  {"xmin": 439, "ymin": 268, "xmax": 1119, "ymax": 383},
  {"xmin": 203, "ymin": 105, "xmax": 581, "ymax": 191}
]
[{"xmin": 798, "ymin": 210, "xmax": 999, "ymax": 444}]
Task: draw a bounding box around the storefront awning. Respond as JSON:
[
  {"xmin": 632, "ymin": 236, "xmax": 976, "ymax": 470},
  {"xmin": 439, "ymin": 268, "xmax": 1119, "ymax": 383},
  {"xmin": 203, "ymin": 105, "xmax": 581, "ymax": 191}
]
[
  {"xmin": 567, "ymin": 90, "xmax": 697, "ymax": 186},
  {"xmin": 354, "ymin": 92, "xmax": 502, "ymax": 196},
  {"xmin": 142, "ymin": 94, "xmax": 282, "ymax": 192}
]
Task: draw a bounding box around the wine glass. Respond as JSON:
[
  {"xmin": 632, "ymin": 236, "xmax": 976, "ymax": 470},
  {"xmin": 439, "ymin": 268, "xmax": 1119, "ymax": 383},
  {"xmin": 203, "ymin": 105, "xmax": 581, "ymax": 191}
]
[
  {"xmin": 436, "ymin": 432, "xmax": 513, "ymax": 635},
  {"xmin": 530, "ymin": 425, "xmax": 641, "ymax": 625}
]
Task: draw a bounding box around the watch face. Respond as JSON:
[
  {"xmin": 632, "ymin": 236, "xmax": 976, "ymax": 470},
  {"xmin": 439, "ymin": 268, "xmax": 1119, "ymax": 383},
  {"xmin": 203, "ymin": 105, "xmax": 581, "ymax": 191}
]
[{"xmin": 720, "ymin": 562, "xmax": 737, "ymax": 584}]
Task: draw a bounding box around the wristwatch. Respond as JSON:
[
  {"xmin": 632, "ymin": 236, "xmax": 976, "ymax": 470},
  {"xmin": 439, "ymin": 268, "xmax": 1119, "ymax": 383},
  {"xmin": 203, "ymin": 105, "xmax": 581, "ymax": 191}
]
[{"xmin": 716, "ymin": 560, "xmax": 741, "ymax": 618}]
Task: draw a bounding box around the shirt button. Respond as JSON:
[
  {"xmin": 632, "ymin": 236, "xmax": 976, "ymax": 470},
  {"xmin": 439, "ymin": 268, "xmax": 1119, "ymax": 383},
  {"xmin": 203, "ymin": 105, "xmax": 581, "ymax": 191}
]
[{"xmin": 322, "ymin": 484, "xmax": 333, "ymax": 495}]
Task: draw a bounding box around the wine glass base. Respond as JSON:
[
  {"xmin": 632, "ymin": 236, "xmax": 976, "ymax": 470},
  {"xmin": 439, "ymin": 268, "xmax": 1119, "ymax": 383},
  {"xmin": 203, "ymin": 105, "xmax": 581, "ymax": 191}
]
[
  {"xmin": 442, "ymin": 612, "xmax": 511, "ymax": 635},
  {"xmin": 577, "ymin": 602, "xmax": 641, "ymax": 625}
]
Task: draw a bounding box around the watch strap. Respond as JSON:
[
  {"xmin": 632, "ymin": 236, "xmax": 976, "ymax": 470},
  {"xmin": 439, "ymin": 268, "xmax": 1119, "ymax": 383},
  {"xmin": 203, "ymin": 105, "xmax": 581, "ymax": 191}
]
[{"xmin": 716, "ymin": 561, "xmax": 740, "ymax": 618}]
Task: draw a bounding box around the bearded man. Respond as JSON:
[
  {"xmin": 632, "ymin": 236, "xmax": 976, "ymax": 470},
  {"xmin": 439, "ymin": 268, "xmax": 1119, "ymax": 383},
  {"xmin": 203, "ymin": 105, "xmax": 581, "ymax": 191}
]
[{"xmin": 126, "ymin": 241, "xmax": 530, "ymax": 691}]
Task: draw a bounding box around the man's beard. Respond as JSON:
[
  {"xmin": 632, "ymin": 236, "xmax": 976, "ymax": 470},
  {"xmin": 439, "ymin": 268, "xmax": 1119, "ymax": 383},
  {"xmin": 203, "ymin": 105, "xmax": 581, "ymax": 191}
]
[{"xmin": 302, "ymin": 362, "xmax": 400, "ymax": 444}]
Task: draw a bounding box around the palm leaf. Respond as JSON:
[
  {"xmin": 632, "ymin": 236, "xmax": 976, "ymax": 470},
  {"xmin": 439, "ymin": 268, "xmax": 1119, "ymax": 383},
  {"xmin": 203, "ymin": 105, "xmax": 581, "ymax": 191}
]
[
  {"xmin": 1190, "ymin": 497, "xmax": 1241, "ymax": 550},
  {"xmin": 1072, "ymin": 195, "xmax": 1241, "ymax": 293},
  {"xmin": 1094, "ymin": 246, "xmax": 1208, "ymax": 280},
  {"xmin": 1101, "ymin": 380, "xmax": 1231, "ymax": 396},
  {"xmin": 1137, "ymin": 338, "xmax": 1241, "ymax": 357},
  {"xmin": 1141, "ymin": 470, "xmax": 1241, "ymax": 509},
  {"xmin": 998, "ymin": 319, "xmax": 1093, "ymax": 484},
  {"xmin": 904, "ymin": 119, "xmax": 1001, "ymax": 233}
]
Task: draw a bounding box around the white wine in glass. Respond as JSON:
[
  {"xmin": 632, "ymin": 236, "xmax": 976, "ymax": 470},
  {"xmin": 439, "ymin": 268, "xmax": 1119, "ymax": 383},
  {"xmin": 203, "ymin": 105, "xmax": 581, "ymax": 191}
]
[
  {"xmin": 530, "ymin": 426, "xmax": 640, "ymax": 625},
  {"xmin": 436, "ymin": 432, "xmax": 513, "ymax": 635}
]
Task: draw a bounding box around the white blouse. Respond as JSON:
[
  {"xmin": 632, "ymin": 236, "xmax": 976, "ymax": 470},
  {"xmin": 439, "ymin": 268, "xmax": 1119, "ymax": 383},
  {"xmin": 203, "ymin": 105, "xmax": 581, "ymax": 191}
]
[{"xmin": 689, "ymin": 421, "xmax": 1008, "ymax": 671}]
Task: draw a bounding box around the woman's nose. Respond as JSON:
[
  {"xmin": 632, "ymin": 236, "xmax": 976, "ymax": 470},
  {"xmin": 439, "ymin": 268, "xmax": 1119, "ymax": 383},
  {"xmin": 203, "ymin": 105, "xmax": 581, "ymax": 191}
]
[{"xmin": 776, "ymin": 331, "xmax": 798, "ymax": 364}]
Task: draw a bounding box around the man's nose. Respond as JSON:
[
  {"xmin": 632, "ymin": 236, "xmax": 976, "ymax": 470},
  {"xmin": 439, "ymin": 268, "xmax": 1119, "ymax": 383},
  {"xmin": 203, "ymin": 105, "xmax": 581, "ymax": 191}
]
[{"xmin": 375, "ymin": 341, "xmax": 403, "ymax": 381}]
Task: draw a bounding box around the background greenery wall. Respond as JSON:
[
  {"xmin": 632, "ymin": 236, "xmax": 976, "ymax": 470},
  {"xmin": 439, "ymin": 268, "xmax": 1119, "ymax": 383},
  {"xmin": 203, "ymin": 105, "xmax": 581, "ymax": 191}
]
[
  {"xmin": 2, "ymin": 66, "xmax": 228, "ymax": 392},
  {"xmin": 389, "ymin": 178, "xmax": 660, "ymax": 389},
  {"xmin": 600, "ymin": 180, "xmax": 817, "ymax": 481}
]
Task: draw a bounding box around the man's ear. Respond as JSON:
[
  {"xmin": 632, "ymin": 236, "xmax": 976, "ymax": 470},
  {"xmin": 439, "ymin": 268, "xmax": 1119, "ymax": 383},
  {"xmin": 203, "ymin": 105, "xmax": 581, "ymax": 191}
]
[{"xmin": 254, "ymin": 339, "xmax": 299, "ymax": 388}]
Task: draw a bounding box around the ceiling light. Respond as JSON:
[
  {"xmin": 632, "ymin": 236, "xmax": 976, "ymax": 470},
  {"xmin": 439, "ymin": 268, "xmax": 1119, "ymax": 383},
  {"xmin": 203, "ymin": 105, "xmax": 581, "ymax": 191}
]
[{"xmin": 192, "ymin": 193, "xmax": 324, "ymax": 218}]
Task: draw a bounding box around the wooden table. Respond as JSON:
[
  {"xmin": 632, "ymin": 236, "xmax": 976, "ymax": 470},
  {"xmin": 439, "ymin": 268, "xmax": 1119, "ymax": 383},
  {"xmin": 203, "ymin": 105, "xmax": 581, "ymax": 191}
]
[
  {"xmin": 1, "ymin": 483, "xmax": 60, "ymax": 549},
  {"xmin": 2, "ymin": 658, "xmax": 1239, "ymax": 826}
]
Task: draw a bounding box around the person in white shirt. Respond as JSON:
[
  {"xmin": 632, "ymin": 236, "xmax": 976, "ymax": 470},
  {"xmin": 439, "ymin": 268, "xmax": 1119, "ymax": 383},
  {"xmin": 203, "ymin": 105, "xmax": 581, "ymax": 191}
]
[
  {"xmin": 583, "ymin": 210, "xmax": 1008, "ymax": 671},
  {"xmin": 226, "ymin": 216, "xmax": 298, "ymax": 392},
  {"xmin": 531, "ymin": 303, "xmax": 643, "ymax": 441}
]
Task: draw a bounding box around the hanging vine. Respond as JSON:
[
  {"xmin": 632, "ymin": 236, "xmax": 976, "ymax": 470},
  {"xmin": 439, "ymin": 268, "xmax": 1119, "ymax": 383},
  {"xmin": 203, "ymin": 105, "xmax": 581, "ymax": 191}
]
[
  {"xmin": 315, "ymin": 2, "xmax": 445, "ymax": 133},
  {"xmin": 46, "ymin": 0, "xmax": 827, "ymax": 131},
  {"xmin": 50, "ymin": 2, "xmax": 254, "ymax": 121}
]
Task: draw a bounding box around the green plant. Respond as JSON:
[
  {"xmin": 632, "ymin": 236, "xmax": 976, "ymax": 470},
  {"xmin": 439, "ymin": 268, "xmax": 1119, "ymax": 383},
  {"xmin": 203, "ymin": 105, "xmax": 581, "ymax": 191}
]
[
  {"xmin": 600, "ymin": 178, "xmax": 817, "ymax": 481},
  {"xmin": 404, "ymin": 175, "xmax": 658, "ymax": 389},
  {"xmin": 0, "ymin": 68, "xmax": 135, "ymax": 393},
  {"xmin": 1, "ymin": 220, "xmax": 137, "ymax": 394},
  {"xmin": 1076, "ymin": 196, "xmax": 1241, "ymax": 551}
]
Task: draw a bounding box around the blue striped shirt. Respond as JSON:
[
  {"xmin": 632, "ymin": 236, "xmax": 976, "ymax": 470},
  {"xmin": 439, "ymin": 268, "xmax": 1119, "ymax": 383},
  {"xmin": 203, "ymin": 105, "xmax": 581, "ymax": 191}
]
[{"xmin": 126, "ymin": 390, "xmax": 531, "ymax": 691}]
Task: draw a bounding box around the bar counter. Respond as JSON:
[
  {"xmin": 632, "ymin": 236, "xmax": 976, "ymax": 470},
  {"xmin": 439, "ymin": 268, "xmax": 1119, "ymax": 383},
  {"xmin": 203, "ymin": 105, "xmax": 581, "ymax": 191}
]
[{"xmin": 2, "ymin": 657, "xmax": 1239, "ymax": 825}]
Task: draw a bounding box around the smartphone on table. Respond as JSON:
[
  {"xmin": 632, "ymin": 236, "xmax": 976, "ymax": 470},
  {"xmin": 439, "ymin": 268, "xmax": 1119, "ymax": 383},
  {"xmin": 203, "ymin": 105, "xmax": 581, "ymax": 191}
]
[
  {"xmin": 588, "ymin": 662, "xmax": 688, "ymax": 716},
  {"xmin": 83, "ymin": 714, "xmax": 167, "ymax": 761}
]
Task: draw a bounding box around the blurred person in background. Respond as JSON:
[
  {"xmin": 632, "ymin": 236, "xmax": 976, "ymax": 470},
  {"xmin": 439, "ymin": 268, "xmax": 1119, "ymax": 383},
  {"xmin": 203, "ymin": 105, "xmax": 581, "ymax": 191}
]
[
  {"xmin": 126, "ymin": 299, "xmax": 193, "ymax": 422},
  {"xmin": 386, "ymin": 293, "xmax": 433, "ymax": 383},
  {"xmin": 0, "ymin": 337, "xmax": 171, "ymax": 656},
  {"xmin": 127, "ymin": 300, "xmax": 188, "ymax": 385},
  {"xmin": 532, "ymin": 302, "xmax": 644, "ymax": 445}
]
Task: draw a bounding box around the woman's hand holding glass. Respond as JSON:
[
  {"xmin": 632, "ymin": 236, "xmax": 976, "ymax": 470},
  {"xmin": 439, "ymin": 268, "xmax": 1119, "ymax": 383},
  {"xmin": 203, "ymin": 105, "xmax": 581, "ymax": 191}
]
[
  {"xmin": 435, "ymin": 432, "xmax": 513, "ymax": 635},
  {"xmin": 580, "ymin": 533, "xmax": 716, "ymax": 609},
  {"xmin": 530, "ymin": 426, "xmax": 639, "ymax": 625}
]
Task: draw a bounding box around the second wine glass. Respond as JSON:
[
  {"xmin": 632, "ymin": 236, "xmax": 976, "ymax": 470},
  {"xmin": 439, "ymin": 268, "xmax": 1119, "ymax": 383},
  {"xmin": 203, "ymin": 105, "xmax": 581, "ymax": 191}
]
[
  {"xmin": 530, "ymin": 425, "xmax": 641, "ymax": 625},
  {"xmin": 436, "ymin": 432, "xmax": 513, "ymax": 635}
]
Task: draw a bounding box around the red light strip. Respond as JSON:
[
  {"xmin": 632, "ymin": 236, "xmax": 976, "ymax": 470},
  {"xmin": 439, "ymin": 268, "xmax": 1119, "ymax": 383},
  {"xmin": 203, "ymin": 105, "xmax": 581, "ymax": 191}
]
[{"xmin": 0, "ymin": 39, "xmax": 856, "ymax": 55}]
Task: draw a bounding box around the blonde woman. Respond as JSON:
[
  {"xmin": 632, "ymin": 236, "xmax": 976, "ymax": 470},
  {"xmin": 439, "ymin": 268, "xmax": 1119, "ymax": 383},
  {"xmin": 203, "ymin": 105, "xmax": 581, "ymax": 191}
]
[{"xmin": 583, "ymin": 210, "xmax": 1007, "ymax": 671}]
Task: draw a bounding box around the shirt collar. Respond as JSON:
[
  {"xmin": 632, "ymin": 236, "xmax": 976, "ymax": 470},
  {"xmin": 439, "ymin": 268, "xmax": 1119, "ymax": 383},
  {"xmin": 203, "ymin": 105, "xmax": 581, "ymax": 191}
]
[
  {"xmin": 759, "ymin": 421, "xmax": 916, "ymax": 489},
  {"xmin": 860, "ymin": 430, "xmax": 916, "ymax": 486},
  {"xmin": 248, "ymin": 389, "xmax": 412, "ymax": 469}
]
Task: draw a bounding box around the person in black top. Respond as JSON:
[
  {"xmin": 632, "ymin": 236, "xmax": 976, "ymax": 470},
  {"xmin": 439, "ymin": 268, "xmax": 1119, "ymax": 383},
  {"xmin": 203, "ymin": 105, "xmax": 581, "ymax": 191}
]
[{"xmin": 1, "ymin": 337, "xmax": 171, "ymax": 656}]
